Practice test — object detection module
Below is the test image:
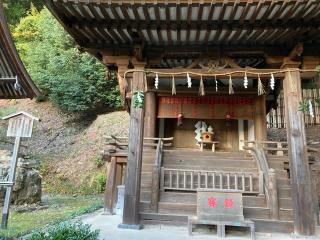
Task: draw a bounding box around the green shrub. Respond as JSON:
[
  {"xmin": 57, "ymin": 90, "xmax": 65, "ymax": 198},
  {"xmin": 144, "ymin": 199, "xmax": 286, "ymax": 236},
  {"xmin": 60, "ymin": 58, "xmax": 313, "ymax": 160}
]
[
  {"xmin": 96, "ymin": 173, "xmax": 107, "ymax": 193},
  {"xmin": 26, "ymin": 221, "xmax": 100, "ymax": 240},
  {"xmin": 94, "ymin": 155, "xmax": 104, "ymax": 168}
]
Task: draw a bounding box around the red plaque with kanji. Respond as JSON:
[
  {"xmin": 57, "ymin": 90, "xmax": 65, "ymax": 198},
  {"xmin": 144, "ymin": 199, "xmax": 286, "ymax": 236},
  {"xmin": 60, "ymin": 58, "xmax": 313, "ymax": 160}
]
[{"xmin": 196, "ymin": 189, "xmax": 244, "ymax": 221}]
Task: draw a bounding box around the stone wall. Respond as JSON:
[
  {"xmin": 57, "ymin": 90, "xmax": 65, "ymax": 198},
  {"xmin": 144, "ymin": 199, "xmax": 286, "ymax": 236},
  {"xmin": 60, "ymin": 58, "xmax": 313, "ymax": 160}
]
[{"xmin": 0, "ymin": 150, "xmax": 42, "ymax": 204}]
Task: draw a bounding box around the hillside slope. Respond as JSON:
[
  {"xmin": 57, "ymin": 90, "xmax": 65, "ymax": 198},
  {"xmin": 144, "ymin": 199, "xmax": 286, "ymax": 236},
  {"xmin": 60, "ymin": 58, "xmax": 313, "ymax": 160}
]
[{"xmin": 0, "ymin": 99, "xmax": 129, "ymax": 194}]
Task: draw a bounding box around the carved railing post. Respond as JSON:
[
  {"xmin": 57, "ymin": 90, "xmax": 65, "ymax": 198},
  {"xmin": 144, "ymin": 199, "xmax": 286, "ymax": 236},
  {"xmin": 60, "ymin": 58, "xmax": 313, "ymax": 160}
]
[
  {"xmin": 268, "ymin": 168, "xmax": 279, "ymax": 220},
  {"xmin": 150, "ymin": 139, "xmax": 163, "ymax": 212}
]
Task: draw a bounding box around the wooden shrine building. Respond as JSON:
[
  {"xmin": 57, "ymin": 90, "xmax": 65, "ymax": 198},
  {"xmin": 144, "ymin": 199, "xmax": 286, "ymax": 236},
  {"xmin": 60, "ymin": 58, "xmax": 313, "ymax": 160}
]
[
  {"xmin": 0, "ymin": 3, "xmax": 40, "ymax": 99},
  {"xmin": 45, "ymin": 0, "xmax": 320, "ymax": 236}
]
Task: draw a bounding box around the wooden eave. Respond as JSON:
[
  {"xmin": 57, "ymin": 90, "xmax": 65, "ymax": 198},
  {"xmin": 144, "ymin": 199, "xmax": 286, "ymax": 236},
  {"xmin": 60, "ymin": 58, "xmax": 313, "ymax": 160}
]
[
  {"xmin": 45, "ymin": 0, "xmax": 320, "ymax": 53},
  {"xmin": 0, "ymin": 2, "xmax": 41, "ymax": 99}
]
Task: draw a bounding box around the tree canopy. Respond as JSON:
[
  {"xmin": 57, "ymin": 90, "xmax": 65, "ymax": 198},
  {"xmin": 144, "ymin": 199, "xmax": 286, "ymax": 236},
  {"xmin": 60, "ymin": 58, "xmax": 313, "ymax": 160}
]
[
  {"xmin": 11, "ymin": 6, "xmax": 122, "ymax": 113},
  {"xmin": 3, "ymin": 0, "xmax": 44, "ymax": 25}
]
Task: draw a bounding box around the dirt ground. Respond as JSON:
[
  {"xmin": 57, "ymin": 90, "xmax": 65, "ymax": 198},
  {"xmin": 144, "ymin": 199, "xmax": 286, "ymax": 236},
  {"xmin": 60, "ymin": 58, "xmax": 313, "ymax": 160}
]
[{"xmin": 0, "ymin": 99, "xmax": 129, "ymax": 192}]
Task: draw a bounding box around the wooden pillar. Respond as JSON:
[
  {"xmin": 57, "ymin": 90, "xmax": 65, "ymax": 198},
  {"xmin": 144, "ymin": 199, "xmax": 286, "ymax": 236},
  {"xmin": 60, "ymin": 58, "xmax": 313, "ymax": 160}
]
[
  {"xmin": 283, "ymin": 69, "xmax": 315, "ymax": 236},
  {"xmin": 119, "ymin": 67, "xmax": 145, "ymax": 230},
  {"xmin": 144, "ymin": 91, "xmax": 156, "ymax": 138},
  {"xmin": 254, "ymin": 95, "xmax": 267, "ymax": 141},
  {"xmin": 104, "ymin": 157, "xmax": 117, "ymax": 214}
]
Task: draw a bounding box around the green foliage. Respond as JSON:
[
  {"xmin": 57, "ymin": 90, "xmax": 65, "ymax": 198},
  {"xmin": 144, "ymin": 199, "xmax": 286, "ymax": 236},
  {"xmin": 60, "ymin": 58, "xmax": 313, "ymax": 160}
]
[
  {"xmin": 12, "ymin": 8, "xmax": 122, "ymax": 113},
  {"xmin": 95, "ymin": 173, "xmax": 107, "ymax": 193},
  {"xmin": 298, "ymin": 99, "xmax": 309, "ymax": 113},
  {"xmin": 133, "ymin": 91, "xmax": 145, "ymax": 108},
  {"xmin": 26, "ymin": 221, "xmax": 100, "ymax": 240},
  {"xmin": 3, "ymin": 1, "xmax": 44, "ymax": 26}
]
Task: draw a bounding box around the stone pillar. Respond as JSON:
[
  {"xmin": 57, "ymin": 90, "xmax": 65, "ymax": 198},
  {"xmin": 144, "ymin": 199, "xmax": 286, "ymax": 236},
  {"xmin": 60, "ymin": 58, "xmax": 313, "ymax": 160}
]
[{"xmin": 283, "ymin": 69, "xmax": 315, "ymax": 236}]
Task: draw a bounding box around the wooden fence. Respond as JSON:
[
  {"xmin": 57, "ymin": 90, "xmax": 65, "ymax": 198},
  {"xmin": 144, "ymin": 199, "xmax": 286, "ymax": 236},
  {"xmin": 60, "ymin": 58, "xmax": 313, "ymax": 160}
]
[{"xmin": 267, "ymin": 89, "xmax": 320, "ymax": 128}]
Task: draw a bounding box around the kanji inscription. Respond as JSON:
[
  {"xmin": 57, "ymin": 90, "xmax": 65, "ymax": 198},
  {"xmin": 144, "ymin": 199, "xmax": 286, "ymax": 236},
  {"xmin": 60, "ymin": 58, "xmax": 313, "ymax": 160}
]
[{"xmin": 207, "ymin": 197, "xmax": 217, "ymax": 208}]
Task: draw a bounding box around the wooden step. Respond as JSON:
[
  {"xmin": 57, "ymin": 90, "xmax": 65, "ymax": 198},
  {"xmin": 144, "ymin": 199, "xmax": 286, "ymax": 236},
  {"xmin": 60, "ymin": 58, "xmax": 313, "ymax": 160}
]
[
  {"xmin": 164, "ymin": 150, "xmax": 251, "ymax": 157},
  {"xmin": 279, "ymin": 208, "xmax": 293, "ymax": 221},
  {"xmin": 277, "ymin": 178, "xmax": 291, "ymax": 187},
  {"xmin": 268, "ymin": 161, "xmax": 285, "ymax": 170},
  {"xmin": 278, "ymin": 187, "xmax": 292, "ymax": 198},
  {"xmin": 162, "ymin": 165, "xmax": 258, "ymax": 172},
  {"xmin": 141, "ymin": 163, "xmax": 154, "ymax": 171},
  {"xmin": 141, "ymin": 212, "xmax": 294, "ymax": 233},
  {"xmin": 156, "ymin": 202, "xmax": 270, "ymax": 220},
  {"xmin": 140, "ymin": 201, "xmax": 152, "ymax": 213},
  {"xmin": 267, "ymin": 156, "xmax": 289, "ymax": 160},
  {"xmin": 253, "ymin": 219, "xmax": 293, "ymax": 233},
  {"xmin": 275, "ymin": 169, "xmax": 289, "ymax": 178},
  {"xmin": 140, "ymin": 212, "xmax": 188, "ymax": 223},
  {"xmin": 163, "ymin": 159, "xmax": 256, "ymax": 168},
  {"xmin": 163, "ymin": 154, "xmax": 254, "ymax": 160},
  {"xmin": 279, "ymin": 198, "xmax": 293, "ymax": 209},
  {"xmin": 140, "ymin": 190, "xmax": 151, "ymax": 201},
  {"xmin": 159, "ymin": 192, "xmax": 267, "ymax": 208},
  {"xmin": 163, "ymin": 156, "xmax": 254, "ymax": 163}
]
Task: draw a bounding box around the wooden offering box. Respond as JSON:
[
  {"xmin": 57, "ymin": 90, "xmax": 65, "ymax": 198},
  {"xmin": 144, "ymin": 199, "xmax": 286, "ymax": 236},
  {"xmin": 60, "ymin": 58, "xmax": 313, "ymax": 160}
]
[{"xmin": 201, "ymin": 132, "xmax": 213, "ymax": 143}]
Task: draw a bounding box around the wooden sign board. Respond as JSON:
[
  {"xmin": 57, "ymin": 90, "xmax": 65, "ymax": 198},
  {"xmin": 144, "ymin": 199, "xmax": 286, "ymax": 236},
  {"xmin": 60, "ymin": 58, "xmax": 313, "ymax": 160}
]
[
  {"xmin": 197, "ymin": 189, "xmax": 244, "ymax": 222},
  {"xmin": 2, "ymin": 111, "xmax": 39, "ymax": 138}
]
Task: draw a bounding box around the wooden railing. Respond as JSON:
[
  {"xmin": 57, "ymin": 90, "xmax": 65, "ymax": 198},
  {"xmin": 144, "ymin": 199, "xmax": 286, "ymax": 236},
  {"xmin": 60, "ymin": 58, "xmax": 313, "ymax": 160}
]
[
  {"xmin": 242, "ymin": 141, "xmax": 279, "ymax": 220},
  {"xmin": 150, "ymin": 138, "xmax": 164, "ymax": 211},
  {"xmin": 103, "ymin": 136, "xmax": 173, "ymax": 214},
  {"xmin": 243, "ymin": 140, "xmax": 289, "ymax": 156},
  {"xmin": 160, "ymin": 168, "xmax": 263, "ymax": 195},
  {"xmin": 105, "ymin": 135, "xmax": 173, "ymax": 152}
]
